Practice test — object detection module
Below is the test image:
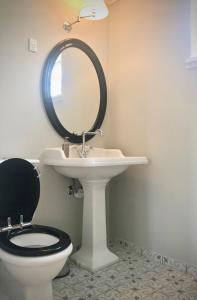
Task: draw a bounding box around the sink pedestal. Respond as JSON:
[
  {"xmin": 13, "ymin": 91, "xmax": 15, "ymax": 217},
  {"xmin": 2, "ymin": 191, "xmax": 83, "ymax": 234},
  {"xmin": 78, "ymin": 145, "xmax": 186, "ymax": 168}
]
[
  {"xmin": 71, "ymin": 179, "xmax": 118, "ymax": 272},
  {"xmin": 43, "ymin": 147, "xmax": 148, "ymax": 272}
]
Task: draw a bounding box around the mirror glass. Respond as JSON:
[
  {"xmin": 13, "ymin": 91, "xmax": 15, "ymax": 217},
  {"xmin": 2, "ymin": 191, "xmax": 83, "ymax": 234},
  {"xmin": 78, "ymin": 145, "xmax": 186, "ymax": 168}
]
[
  {"xmin": 51, "ymin": 48, "xmax": 100, "ymax": 134},
  {"xmin": 42, "ymin": 39, "xmax": 107, "ymax": 143}
]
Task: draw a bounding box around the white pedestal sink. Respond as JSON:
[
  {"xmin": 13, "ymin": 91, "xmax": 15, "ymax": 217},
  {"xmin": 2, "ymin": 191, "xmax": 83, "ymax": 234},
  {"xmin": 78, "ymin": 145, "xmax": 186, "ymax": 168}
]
[{"xmin": 43, "ymin": 147, "xmax": 148, "ymax": 272}]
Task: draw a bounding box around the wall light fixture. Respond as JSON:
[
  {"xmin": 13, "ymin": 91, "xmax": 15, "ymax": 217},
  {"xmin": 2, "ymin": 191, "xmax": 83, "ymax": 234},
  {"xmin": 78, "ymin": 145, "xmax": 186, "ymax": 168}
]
[{"xmin": 63, "ymin": 0, "xmax": 109, "ymax": 32}]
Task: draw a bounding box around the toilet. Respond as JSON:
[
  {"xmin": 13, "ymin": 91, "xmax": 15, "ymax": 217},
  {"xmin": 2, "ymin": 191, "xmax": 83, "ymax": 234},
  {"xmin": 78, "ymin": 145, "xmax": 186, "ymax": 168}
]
[{"xmin": 0, "ymin": 158, "xmax": 73, "ymax": 300}]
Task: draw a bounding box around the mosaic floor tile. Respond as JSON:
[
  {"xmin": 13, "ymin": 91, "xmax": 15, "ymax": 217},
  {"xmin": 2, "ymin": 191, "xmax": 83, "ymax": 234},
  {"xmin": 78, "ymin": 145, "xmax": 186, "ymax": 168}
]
[
  {"xmin": 145, "ymin": 291, "xmax": 173, "ymax": 300},
  {"xmin": 53, "ymin": 284, "xmax": 80, "ymax": 299},
  {"xmin": 142, "ymin": 249, "xmax": 163, "ymax": 264},
  {"xmin": 180, "ymin": 274, "xmax": 197, "ymax": 289},
  {"xmin": 55, "ymin": 265, "xmax": 90, "ymax": 286},
  {"xmin": 156, "ymin": 285, "xmax": 197, "ymax": 300},
  {"xmin": 54, "ymin": 293, "xmax": 63, "ymax": 300},
  {"xmin": 119, "ymin": 286, "xmax": 154, "ymax": 300},
  {"xmin": 53, "ymin": 245, "xmax": 197, "ymax": 300},
  {"xmin": 94, "ymin": 289, "xmax": 121, "ymax": 300},
  {"xmin": 96, "ymin": 269, "xmax": 126, "ymax": 288},
  {"xmin": 74, "ymin": 280, "xmax": 111, "ymax": 298}
]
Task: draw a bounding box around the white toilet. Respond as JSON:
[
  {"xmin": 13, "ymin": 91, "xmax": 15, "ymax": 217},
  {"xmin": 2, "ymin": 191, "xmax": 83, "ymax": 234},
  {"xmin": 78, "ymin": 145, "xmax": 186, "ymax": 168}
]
[{"xmin": 0, "ymin": 158, "xmax": 73, "ymax": 300}]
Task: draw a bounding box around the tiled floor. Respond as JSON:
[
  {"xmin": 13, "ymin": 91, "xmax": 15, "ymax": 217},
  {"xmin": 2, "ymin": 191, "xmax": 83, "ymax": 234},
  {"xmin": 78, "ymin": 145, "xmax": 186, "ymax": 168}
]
[{"xmin": 53, "ymin": 244, "xmax": 197, "ymax": 300}]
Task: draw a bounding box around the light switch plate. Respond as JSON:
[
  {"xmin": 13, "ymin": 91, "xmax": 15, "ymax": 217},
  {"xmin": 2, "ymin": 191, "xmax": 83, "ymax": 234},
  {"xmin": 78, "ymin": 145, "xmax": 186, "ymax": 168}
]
[{"xmin": 28, "ymin": 38, "xmax": 38, "ymax": 53}]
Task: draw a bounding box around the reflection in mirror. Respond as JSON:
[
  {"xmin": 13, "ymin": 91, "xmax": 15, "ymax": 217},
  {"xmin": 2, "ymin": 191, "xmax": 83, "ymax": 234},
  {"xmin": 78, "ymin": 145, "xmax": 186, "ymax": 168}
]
[
  {"xmin": 51, "ymin": 49, "xmax": 100, "ymax": 134},
  {"xmin": 42, "ymin": 39, "xmax": 107, "ymax": 143},
  {"xmin": 51, "ymin": 54, "xmax": 62, "ymax": 98}
]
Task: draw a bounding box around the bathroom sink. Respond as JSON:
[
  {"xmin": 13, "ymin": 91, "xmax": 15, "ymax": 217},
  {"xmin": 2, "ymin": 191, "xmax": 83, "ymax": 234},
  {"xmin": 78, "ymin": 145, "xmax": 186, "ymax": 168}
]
[
  {"xmin": 42, "ymin": 147, "xmax": 148, "ymax": 272},
  {"xmin": 43, "ymin": 147, "xmax": 148, "ymax": 180}
]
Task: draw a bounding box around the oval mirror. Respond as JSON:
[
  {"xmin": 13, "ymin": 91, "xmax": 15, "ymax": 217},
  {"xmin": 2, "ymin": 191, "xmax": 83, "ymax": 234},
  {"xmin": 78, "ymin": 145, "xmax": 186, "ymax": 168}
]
[{"xmin": 42, "ymin": 39, "xmax": 107, "ymax": 143}]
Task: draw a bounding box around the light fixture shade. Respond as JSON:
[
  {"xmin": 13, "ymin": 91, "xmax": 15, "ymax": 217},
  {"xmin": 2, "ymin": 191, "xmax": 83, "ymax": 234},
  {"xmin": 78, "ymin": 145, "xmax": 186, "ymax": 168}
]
[{"xmin": 80, "ymin": 0, "xmax": 109, "ymax": 20}]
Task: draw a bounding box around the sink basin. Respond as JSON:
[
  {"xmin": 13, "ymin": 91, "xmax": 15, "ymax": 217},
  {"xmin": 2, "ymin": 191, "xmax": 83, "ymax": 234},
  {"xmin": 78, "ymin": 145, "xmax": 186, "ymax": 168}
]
[
  {"xmin": 69, "ymin": 145, "xmax": 125, "ymax": 158},
  {"xmin": 43, "ymin": 147, "xmax": 148, "ymax": 271},
  {"xmin": 43, "ymin": 147, "xmax": 148, "ymax": 180}
]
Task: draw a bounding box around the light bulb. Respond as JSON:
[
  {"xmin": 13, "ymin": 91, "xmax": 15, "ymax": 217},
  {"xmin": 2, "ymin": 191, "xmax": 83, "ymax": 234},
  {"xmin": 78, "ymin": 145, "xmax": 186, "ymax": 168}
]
[{"xmin": 80, "ymin": 0, "xmax": 109, "ymax": 20}]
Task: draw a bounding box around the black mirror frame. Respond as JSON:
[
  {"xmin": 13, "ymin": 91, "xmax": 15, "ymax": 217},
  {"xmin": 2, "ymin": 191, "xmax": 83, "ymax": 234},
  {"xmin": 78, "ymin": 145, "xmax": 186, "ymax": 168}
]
[{"xmin": 42, "ymin": 38, "xmax": 107, "ymax": 144}]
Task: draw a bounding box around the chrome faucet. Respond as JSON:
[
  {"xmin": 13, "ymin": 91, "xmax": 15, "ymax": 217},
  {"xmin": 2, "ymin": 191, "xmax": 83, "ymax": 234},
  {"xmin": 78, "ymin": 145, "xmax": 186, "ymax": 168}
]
[{"xmin": 80, "ymin": 129, "xmax": 103, "ymax": 158}]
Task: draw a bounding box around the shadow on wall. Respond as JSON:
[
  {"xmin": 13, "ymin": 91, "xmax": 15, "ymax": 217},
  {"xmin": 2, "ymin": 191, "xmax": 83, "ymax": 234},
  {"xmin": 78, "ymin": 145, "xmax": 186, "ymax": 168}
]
[
  {"xmin": 33, "ymin": 164, "xmax": 83, "ymax": 247},
  {"xmin": 108, "ymin": 165, "xmax": 151, "ymax": 246}
]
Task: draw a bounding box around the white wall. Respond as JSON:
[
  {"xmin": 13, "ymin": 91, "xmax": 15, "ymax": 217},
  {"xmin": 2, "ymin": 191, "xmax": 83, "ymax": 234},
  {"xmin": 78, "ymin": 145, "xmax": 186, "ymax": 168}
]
[
  {"xmin": 191, "ymin": 0, "xmax": 197, "ymax": 57},
  {"xmin": 108, "ymin": 0, "xmax": 197, "ymax": 266},
  {"xmin": 0, "ymin": 0, "xmax": 109, "ymax": 246}
]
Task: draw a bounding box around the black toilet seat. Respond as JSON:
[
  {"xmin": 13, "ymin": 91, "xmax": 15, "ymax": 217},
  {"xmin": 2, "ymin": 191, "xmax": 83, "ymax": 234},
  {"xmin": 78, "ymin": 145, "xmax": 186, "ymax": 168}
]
[
  {"xmin": 0, "ymin": 158, "xmax": 40, "ymax": 228},
  {"xmin": 0, "ymin": 224, "xmax": 71, "ymax": 257},
  {"xmin": 0, "ymin": 158, "xmax": 72, "ymax": 257}
]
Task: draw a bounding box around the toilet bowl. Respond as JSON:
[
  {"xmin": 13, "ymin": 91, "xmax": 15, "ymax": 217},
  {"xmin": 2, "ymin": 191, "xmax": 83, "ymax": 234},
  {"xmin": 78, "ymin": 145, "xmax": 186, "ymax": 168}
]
[{"xmin": 0, "ymin": 158, "xmax": 73, "ymax": 300}]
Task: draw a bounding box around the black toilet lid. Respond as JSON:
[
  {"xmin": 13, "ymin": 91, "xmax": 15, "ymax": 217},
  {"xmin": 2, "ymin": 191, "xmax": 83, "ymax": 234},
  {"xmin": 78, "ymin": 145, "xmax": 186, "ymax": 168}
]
[{"xmin": 0, "ymin": 158, "xmax": 40, "ymax": 228}]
